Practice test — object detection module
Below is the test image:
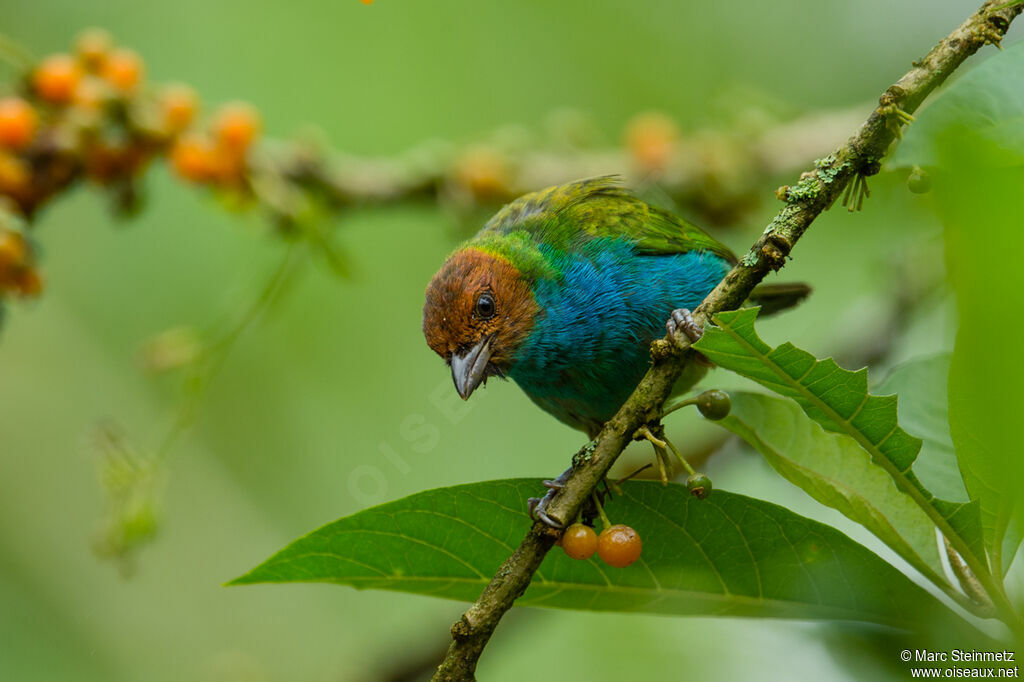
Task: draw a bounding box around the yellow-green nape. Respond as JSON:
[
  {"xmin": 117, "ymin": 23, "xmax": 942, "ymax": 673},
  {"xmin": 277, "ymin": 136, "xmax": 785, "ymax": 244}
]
[{"xmin": 465, "ymin": 231, "xmax": 556, "ymax": 281}]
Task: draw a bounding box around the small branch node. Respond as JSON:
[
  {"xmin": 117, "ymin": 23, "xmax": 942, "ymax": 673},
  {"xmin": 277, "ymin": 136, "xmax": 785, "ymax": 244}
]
[
  {"xmin": 649, "ymin": 337, "xmax": 679, "ymax": 361},
  {"xmin": 451, "ymin": 617, "xmax": 474, "ymax": 640},
  {"xmin": 634, "ymin": 424, "xmax": 667, "ymax": 449},
  {"xmin": 759, "ymin": 233, "xmax": 792, "ymax": 270}
]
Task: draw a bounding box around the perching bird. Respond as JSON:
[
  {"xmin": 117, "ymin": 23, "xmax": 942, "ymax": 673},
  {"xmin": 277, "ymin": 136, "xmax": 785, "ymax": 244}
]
[{"xmin": 423, "ymin": 176, "xmax": 805, "ymax": 439}]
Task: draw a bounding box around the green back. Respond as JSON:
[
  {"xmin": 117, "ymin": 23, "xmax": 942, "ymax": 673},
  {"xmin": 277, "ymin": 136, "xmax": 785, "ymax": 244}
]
[{"xmin": 474, "ymin": 176, "xmax": 737, "ymax": 267}]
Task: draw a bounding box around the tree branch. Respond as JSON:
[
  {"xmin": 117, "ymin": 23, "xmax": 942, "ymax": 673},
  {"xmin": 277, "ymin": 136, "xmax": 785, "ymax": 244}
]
[{"xmin": 432, "ymin": 2, "xmax": 1022, "ymax": 679}]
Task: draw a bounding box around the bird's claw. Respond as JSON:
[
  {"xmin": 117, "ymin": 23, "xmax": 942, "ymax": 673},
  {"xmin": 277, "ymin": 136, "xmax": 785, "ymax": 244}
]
[
  {"xmin": 529, "ymin": 467, "xmax": 572, "ymax": 530},
  {"xmin": 666, "ymin": 308, "xmax": 703, "ymax": 343},
  {"xmin": 528, "ymin": 495, "xmax": 563, "ymax": 529}
]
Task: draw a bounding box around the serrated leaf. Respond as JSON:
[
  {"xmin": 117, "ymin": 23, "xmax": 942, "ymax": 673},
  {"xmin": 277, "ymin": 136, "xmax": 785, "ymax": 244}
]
[
  {"xmin": 693, "ymin": 308, "xmax": 983, "ymax": 565},
  {"xmin": 230, "ymin": 479, "xmax": 960, "ymax": 631},
  {"xmin": 891, "ymin": 41, "xmax": 1024, "ymax": 168},
  {"xmin": 719, "ymin": 391, "xmax": 945, "ymax": 586},
  {"xmin": 875, "ymin": 354, "xmax": 967, "ymax": 504}
]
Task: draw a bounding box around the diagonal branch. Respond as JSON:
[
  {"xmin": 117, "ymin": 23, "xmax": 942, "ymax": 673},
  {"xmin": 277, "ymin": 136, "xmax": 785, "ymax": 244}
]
[{"xmin": 432, "ymin": 2, "xmax": 1023, "ymax": 679}]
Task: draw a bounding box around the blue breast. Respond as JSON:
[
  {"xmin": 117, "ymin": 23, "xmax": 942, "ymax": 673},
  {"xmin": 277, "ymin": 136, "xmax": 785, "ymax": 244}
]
[{"xmin": 508, "ymin": 238, "xmax": 730, "ymax": 435}]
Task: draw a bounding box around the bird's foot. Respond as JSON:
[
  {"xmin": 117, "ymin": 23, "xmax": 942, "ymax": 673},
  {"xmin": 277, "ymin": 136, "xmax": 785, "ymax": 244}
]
[
  {"xmin": 666, "ymin": 308, "xmax": 703, "ymax": 343},
  {"xmin": 528, "ymin": 467, "xmax": 572, "ymax": 529}
]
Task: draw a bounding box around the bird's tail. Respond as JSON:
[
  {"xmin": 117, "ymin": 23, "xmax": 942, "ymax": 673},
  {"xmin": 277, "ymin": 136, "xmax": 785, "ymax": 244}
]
[{"xmin": 747, "ymin": 282, "xmax": 812, "ymax": 317}]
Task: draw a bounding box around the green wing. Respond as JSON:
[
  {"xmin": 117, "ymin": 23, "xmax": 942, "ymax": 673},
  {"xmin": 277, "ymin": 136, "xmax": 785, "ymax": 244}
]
[{"xmin": 478, "ymin": 176, "xmax": 737, "ymax": 264}]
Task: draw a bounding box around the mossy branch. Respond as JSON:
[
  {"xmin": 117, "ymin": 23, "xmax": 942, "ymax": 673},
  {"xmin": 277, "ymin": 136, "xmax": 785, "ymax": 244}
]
[{"xmin": 432, "ymin": 2, "xmax": 1023, "ymax": 679}]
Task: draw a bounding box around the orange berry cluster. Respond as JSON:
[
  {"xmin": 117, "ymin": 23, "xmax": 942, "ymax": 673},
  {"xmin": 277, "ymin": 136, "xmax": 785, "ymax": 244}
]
[
  {"xmin": 0, "ymin": 28, "xmax": 264, "ymax": 306},
  {"xmin": 559, "ymin": 522, "xmax": 643, "ymax": 568},
  {"xmin": 0, "ymin": 91, "xmax": 41, "ymax": 300},
  {"xmin": 0, "ymin": 228, "xmax": 41, "ymax": 299},
  {"xmin": 169, "ymin": 101, "xmax": 260, "ymax": 185}
]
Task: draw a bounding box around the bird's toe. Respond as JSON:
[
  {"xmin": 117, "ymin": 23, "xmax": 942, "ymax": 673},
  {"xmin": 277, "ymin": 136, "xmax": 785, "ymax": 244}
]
[{"xmin": 667, "ymin": 308, "xmax": 703, "ymax": 343}]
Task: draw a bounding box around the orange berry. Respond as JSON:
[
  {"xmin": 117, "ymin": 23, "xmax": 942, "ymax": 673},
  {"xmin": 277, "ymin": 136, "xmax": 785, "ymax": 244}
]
[
  {"xmin": 0, "ymin": 230, "xmax": 26, "ymax": 269},
  {"xmin": 14, "ymin": 267, "xmax": 42, "ymax": 297},
  {"xmin": 597, "ymin": 524, "xmax": 642, "ymax": 568},
  {"xmin": 75, "ymin": 28, "xmax": 113, "ymax": 70},
  {"xmin": 212, "ymin": 102, "xmax": 260, "ymax": 151},
  {"xmin": 361, "ymin": 0, "xmax": 374, "ymax": 4},
  {"xmin": 212, "ymin": 148, "xmax": 246, "ymax": 184},
  {"xmin": 0, "ymin": 152, "xmax": 31, "ymax": 199},
  {"xmin": 159, "ymin": 84, "xmax": 199, "ymax": 133},
  {"xmin": 0, "ymin": 98, "xmax": 38, "ymax": 150},
  {"xmin": 170, "ymin": 134, "xmax": 219, "ymax": 182},
  {"xmin": 560, "ymin": 523, "xmax": 598, "ymax": 560},
  {"xmin": 33, "ymin": 54, "xmax": 83, "ymax": 103},
  {"xmin": 101, "ymin": 49, "xmax": 144, "ymax": 93},
  {"xmin": 625, "ymin": 112, "xmax": 678, "ymax": 172}
]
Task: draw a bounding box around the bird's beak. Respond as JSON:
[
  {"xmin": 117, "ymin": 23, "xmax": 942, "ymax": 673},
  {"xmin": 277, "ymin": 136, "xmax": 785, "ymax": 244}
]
[{"xmin": 450, "ymin": 335, "xmax": 493, "ymax": 400}]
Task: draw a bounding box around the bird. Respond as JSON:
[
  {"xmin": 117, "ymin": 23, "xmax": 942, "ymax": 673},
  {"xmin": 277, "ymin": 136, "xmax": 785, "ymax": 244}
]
[{"xmin": 423, "ymin": 176, "xmax": 807, "ymax": 443}]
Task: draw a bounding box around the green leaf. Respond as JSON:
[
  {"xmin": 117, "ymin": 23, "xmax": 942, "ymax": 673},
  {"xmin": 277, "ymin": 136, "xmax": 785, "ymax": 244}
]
[
  {"xmin": 718, "ymin": 391, "xmax": 945, "ymax": 586},
  {"xmin": 930, "ymin": 133, "xmax": 1024, "ymax": 576},
  {"xmin": 949, "ymin": 321, "xmax": 1021, "ymax": 576},
  {"xmin": 693, "ymin": 308, "xmax": 984, "ymax": 566},
  {"xmin": 875, "ymin": 354, "xmax": 967, "ymax": 504},
  {"xmin": 891, "ymin": 41, "xmax": 1024, "ymax": 168},
  {"xmin": 230, "ymin": 479, "xmax": 958, "ymax": 630}
]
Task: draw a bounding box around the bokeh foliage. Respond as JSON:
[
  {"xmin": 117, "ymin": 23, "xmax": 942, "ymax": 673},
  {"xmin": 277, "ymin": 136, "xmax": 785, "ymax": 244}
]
[{"xmin": 1, "ymin": 1, "xmax": 1020, "ymax": 681}]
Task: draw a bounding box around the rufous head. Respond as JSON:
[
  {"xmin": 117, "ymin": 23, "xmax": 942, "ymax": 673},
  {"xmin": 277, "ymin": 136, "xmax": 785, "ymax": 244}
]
[{"xmin": 423, "ymin": 248, "xmax": 537, "ymax": 399}]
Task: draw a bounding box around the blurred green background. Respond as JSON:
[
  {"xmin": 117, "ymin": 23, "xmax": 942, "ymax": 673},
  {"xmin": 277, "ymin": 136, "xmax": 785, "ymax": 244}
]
[{"xmin": 0, "ymin": 1, "xmax": 1014, "ymax": 680}]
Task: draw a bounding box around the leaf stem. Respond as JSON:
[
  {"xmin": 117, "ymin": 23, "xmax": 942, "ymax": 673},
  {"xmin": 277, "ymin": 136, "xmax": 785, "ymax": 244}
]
[
  {"xmin": 661, "ymin": 397, "xmax": 697, "ymax": 417},
  {"xmin": 662, "ymin": 434, "xmax": 697, "ymax": 477},
  {"xmin": 591, "ymin": 492, "xmax": 612, "ymax": 531}
]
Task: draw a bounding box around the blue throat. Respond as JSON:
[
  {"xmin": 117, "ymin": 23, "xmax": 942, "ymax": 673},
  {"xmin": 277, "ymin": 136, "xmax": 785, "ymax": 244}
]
[{"xmin": 507, "ymin": 238, "xmax": 730, "ymax": 434}]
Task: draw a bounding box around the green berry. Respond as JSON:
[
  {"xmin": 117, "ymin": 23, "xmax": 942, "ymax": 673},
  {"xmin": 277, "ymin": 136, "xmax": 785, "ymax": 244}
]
[
  {"xmin": 907, "ymin": 166, "xmax": 931, "ymax": 194},
  {"xmin": 696, "ymin": 389, "xmax": 731, "ymax": 420},
  {"xmin": 687, "ymin": 473, "xmax": 712, "ymax": 500}
]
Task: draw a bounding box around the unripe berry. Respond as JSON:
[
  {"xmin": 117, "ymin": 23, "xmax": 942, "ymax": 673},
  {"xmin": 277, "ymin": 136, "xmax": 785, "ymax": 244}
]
[
  {"xmin": 159, "ymin": 84, "xmax": 199, "ymax": 134},
  {"xmin": 72, "ymin": 76, "xmax": 109, "ymax": 113},
  {"xmin": 907, "ymin": 166, "xmax": 931, "ymax": 194},
  {"xmin": 75, "ymin": 28, "xmax": 113, "ymax": 70},
  {"xmin": 597, "ymin": 524, "xmax": 642, "ymax": 568},
  {"xmin": 686, "ymin": 473, "xmax": 712, "ymax": 500},
  {"xmin": 695, "ymin": 389, "xmax": 731, "ymax": 420}
]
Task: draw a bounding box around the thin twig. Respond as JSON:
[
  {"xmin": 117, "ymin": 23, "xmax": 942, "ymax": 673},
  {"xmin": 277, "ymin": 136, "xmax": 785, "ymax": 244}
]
[{"xmin": 432, "ymin": 2, "xmax": 1023, "ymax": 679}]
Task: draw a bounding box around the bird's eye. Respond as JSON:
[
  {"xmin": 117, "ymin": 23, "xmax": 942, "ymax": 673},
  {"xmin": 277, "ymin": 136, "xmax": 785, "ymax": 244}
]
[{"xmin": 475, "ymin": 292, "xmax": 496, "ymax": 319}]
